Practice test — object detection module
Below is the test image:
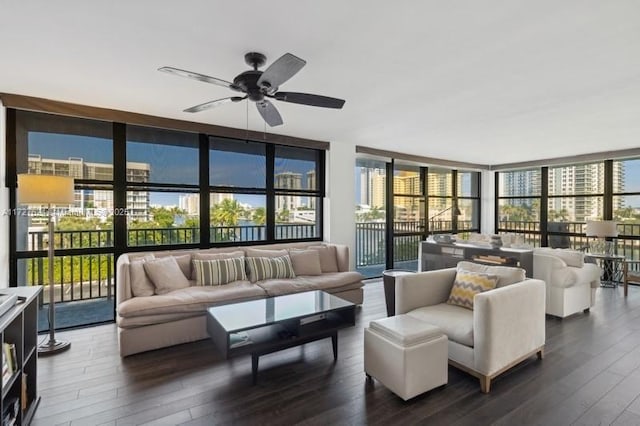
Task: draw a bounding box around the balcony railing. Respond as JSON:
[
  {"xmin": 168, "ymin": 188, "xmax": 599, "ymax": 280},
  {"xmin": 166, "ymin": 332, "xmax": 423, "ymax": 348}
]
[
  {"xmin": 19, "ymin": 221, "xmax": 640, "ymax": 303},
  {"xmin": 20, "ymin": 224, "xmax": 318, "ymax": 304}
]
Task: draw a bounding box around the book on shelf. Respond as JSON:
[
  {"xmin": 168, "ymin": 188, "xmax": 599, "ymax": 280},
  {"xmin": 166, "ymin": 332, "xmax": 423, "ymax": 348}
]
[
  {"xmin": 229, "ymin": 332, "xmax": 252, "ymax": 348},
  {"xmin": 3, "ymin": 343, "xmax": 16, "ymax": 375},
  {"xmin": 21, "ymin": 374, "xmax": 27, "ymax": 411}
]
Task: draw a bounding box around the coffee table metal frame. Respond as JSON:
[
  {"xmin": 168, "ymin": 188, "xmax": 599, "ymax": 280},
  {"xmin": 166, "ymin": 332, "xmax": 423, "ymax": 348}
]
[{"xmin": 206, "ymin": 290, "xmax": 356, "ymax": 384}]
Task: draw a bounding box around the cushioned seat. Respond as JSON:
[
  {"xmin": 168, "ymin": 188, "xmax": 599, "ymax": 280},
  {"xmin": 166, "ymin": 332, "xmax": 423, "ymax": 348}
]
[
  {"xmin": 117, "ymin": 281, "xmax": 266, "ymax": 318},
  {"xmin": 395, "ymin": 265, "xmax": 545, "ymax": 393},
  {"xmin": 365, "ymin": 315, "xmax": 448, "ymax": 400},
  {"xmin": 256, "ymin": 272, "xmax": 364, "ymax": 296},
  {"xmin": 405, "ymin": 303, "xmax": 474, "ymax": 347}
]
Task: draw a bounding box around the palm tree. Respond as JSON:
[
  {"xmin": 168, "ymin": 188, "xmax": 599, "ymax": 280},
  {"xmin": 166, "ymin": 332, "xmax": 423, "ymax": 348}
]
[{"xmin": 211, "ymin": 199, "xmax": 244, "ymax": 226}]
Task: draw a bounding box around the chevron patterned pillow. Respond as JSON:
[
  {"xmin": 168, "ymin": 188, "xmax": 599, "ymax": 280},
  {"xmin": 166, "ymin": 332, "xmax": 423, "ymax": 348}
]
[{"xmin": 447, "ymin": 270, "xmax": 498, "ymax": 310}]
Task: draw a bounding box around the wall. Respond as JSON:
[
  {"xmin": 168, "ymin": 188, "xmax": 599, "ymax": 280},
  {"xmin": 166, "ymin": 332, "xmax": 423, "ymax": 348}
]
[
  {"xmin": 0, "ymin": 104, "xmax": 8, "ymax": 288},
  {"xmin": 325, "ymin": 140, "xmax": 357, "ymax": 269},
  {"xmin": 481, "ymin": 169, "xmax": 495, "ymax": 234}
]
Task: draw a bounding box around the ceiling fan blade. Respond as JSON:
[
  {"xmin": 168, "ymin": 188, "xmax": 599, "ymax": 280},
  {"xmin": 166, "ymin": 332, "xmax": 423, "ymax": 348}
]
[
  {"xmin": 257, "ymin": 53, "xmax": 306, "ymax": 92},
  {"xmin": 256, "ymin": 100, "xmax": 283, "ymax": 127},
  {"xmin": 158, "ymin": 66, "xmax": 238, "ymax": 90},
  {"xmin": 184, "ymin": 96, "xmax": 246, "ymax": 113},
  {"xmin": 273, "ymin": 92, "xmax": 345, "ymax": 109}
]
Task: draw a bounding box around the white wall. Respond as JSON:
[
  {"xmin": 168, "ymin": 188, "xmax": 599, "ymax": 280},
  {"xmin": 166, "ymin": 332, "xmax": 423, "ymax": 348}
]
[
  {"xmin": 324, "ymin": 140, "xmax": 357, "ymax": 269},
  {"xmin": 481, "ymin": 169, "xmax": 495, "ymax": 234},
  {"xmin": 0, "ymin": 104, "xmax": 8, "ymax": 288}
]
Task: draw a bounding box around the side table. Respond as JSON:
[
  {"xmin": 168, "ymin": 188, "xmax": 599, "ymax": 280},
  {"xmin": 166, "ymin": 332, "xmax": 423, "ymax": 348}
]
[
  {"xmin": 585, "ymin": 253, "xmax": 625, "ymax": 288},
  {"xmin": 382, "ymin": 269, "xmax": 415, "ymax": 317}
]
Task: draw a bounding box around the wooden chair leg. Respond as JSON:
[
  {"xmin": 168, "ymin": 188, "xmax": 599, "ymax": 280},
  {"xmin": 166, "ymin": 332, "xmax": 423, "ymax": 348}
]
[
  {"xmin": 480, "ymin": 375, "xmax": 491, "ymax": 393},
  {"xmin": 537, "ymin": 348, "xmax": 544, "ymax": 360}
]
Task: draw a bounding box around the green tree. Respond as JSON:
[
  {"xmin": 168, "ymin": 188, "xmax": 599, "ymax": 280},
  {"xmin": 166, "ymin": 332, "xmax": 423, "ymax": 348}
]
[
  {"xmin": 212, "ymin": 199, "xmax": 244, "ymax": 226},
  {"xmin": 252, "ymin": 207, "xmax": 266, "ymax": 226}
]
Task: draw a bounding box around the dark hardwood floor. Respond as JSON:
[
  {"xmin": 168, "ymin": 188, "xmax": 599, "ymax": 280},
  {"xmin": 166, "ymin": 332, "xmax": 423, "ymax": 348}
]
[{"xmin": 33, "ymin": 281, "xmax": 640, "ymax": 426}]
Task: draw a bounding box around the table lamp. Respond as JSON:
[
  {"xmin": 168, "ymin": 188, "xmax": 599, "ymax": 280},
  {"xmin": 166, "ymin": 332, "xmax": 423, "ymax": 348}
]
[
  {"xmin": 585, "ymin": 220, "xmax": 618, "ymax": 256},
  {"xmin": 18, "ymin": 174, "xmax": 75, "ymax": 355}
]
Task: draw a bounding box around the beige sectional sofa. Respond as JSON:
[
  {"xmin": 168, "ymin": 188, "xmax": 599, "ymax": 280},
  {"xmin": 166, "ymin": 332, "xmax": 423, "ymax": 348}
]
[{"xmin": 116, "ymin": 242, "xmax": 364, "ymax": 356}]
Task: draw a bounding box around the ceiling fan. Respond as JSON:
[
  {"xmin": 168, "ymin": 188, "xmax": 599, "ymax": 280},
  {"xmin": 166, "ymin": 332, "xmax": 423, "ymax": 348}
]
[{"xmin": 159, "ymin": 52, "xmax": 345, "ymax": 127}]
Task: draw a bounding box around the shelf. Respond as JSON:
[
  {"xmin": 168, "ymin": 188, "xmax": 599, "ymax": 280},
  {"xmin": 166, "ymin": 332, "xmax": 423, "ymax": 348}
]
[
  {"xmin": 1, "ymin": 370, "xmax": 20, "ymax": 400},
  {"xmin": 22, "ymin": 396, "xmax": 41, "ymax": 426},
  {"xmin": 0, "ymin": 287, "xmax": 42, "ymax": 426}
]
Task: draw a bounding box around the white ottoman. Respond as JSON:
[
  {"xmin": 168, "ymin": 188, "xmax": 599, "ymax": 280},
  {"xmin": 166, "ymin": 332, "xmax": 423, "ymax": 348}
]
[{"xmin": 364, "ymin": 314, "xmax": 447, "ymax": 401}]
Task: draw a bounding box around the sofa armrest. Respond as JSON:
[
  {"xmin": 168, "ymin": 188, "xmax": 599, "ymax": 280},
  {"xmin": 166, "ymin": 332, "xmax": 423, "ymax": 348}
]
[
  {"xmin": 473, "ymin": 279, "xmax": 546, "ymax": 376},
  {"xmin": 115, "ymin": 254, "xmax": 134, "ymax": 306},
  {"xmin": 534, "ymin": 254, "xmax": 578, "ymax": 288},
  {"xmin": 327, "ymin": 243, "xmax": 350, "ymax": 272},
  {"xmin": 395, "ymin": 268, "xmax": 457, "ymax": 315}
]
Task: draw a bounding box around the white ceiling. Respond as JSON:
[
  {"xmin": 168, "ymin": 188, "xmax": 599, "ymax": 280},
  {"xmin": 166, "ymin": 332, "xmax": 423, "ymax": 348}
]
[{"xmin": 2, "ymin": 0, "xmax": 639, "ymax": 165}]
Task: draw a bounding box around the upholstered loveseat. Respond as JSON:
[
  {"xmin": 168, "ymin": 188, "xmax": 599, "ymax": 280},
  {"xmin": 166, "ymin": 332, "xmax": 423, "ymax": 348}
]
[
  {"xmin": 395, "ymin": 261, "xmax": 546, "ymax": 393},
  {"xmin": 115, "ymin": 242, "xmax": 364, "ymax": 356}
]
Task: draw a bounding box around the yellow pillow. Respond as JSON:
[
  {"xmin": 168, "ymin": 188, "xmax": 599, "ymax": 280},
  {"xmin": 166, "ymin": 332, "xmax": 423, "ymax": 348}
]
[{"xmin": 447, "ymin": 270, "xmax": 498, "ymax": 310}]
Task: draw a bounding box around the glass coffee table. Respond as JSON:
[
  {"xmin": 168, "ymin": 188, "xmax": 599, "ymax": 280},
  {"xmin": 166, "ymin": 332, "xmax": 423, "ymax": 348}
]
[{"xmin": 206, "ymin": 290, "xmax": 356, "ymax": 384}]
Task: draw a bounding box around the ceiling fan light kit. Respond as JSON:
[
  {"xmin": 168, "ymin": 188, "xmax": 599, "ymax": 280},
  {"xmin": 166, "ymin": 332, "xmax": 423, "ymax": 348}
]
[{"xmin": 159, "ymin": 52, "xmax": 345, "ymax": 127}]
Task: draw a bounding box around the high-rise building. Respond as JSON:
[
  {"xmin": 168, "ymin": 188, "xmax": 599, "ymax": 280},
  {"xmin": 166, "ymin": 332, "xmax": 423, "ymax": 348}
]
[
  {"xmin": 179, "ymin": 193, "xmax": 234, "ymax": 216},
  {"xmin": 502, "ymin": 163, "xmax": 625, "ymax": 221},
  {"xmin": 27, "ymin": 155, "xmax": 151, "ymax": 220},
  {"xmin": 306, "ymin": 170, "xmax": 317, "ymax": 209},
  {"xmin": 275, "ymin": 172, "xmax": 303, "ymax": 212}
]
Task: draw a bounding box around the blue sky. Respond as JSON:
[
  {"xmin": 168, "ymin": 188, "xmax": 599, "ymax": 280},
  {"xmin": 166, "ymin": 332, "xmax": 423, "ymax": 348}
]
[{"xmin": 29, "ymin": 132, "xmax": 315, "ymax": 208}]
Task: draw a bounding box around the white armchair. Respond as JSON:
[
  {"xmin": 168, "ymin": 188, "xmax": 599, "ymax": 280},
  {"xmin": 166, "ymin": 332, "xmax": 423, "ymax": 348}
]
[
  {"xmin": 533, "ymin": 248, "xmax": 600, "ymax": 318},
  {"xmin": 395, "ymin": 262, "xmax": 546, "ymax": 393}
]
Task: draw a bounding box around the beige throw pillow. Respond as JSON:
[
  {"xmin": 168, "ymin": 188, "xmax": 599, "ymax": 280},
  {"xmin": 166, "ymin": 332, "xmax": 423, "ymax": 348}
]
[
  {"xmin": 308, "ymin": 246, "xmax": 339, "ymax": 273},
  {"xmin": 143, "ymin": 256, "xmax": 191, "ymax": 295},
  {"xmin": 172, "ymin": 254, "xmax": 192, "ymax": 279},
  {"xmin": 289, "ymin": 249, "xmax": 322, "ymax": 276},
  {"xmin": 129, "ymin": 254, "xmax": 155, "ymax": 297}
]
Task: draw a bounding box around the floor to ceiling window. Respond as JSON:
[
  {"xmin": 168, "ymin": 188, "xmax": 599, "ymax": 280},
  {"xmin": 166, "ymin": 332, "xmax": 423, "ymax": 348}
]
[
  {"xmin": 354, "ymin": 159, "xmax": 387, "ymax": 278},
  {"xmin": 13, "ymin": 111, "xmax": 115, "ymax": 330},
  {"xmin": 496, "ymin": 159, "xmax": 640, "ymax": 259},
  {"xmin": 355, "ymin": 156, "xmax": 481, "ymax": 278},
  {"xmin": 7, "ymin": 109, "xmax": 326, "ymax": 331}
]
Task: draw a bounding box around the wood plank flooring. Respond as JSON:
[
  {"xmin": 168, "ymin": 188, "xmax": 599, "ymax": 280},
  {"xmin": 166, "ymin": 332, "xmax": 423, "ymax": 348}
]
[{"xmin": 33, "ymin": 281, "xmax": 640, "ymax": 426}]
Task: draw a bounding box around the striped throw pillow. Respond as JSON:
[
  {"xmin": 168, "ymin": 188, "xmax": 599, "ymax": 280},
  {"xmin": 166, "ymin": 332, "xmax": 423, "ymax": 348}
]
[
  {"xmin": 447, "ymin": 270, "xmax": 498, "ymax": 310},
  {"xmin": 192, "ymin": 257, "xmax": 247, "ymax": 286},
  {"xmin": 245, "ymin": 255, "xmax": 296, "ymax": 283}
]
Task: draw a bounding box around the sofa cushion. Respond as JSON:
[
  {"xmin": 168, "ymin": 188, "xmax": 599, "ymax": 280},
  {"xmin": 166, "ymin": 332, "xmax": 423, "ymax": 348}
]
[
  {"xmin": 256, "ymin": 272, "xmax": 363, "ymax": 296},
  {"xmin": 308, "ymin": 245, "xmax": 339, "ymax": 272},
  {"xmin": 191, "ymin": 250, "xmax": 245, "ymax": 279},
  {"xmin": 289, "ymin": 249, "xmax": 322, "ymax": 276},
  {"xmin": 447, "ymin": 270, "xmax": 498, "ymax": 310},
  {"xmin": 143, "ymin": 257, "xmax": 191, "ymax": 295},
  {"xmin": 245, "ymin": 255, "xmax": 296, "ymax": 283},
  {"xmin": 117, "ymin": 282, "xmax": 266, "ymax": 318},
  {"xmin": 406, "ymin": 303, "xmax": 474, "ymax": 347},
  {"xmin": 193, "ymin": 257, "xmax": 247, "ymax": 286},
  {"xmin": 129, "ymin": 254, "xmax": 156, "ymax": 297},
  {"xmin": 172, "ymin": 254, "xmax": 192, "ymax": 280},
  {"xmin": 457, "ymin": 261, "xmax": 525, "ymax": 288},
  {"xmin": 246, "ymin": 248, "xmax": 288, "ymax": 258}
]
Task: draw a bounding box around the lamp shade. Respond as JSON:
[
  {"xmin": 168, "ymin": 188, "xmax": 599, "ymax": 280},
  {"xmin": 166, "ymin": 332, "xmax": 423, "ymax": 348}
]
[
  {"xmin": 17, "ymin": 174, "xmax": 75, "ymax": 205},
  {"xmin": 585, "ymin": 220, "xmax": 618, "ymax": 238}
]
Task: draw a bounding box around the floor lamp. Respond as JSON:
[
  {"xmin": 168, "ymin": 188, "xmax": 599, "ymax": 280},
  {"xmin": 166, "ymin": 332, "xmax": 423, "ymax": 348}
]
[{"xmin": 18, "ymin": 174, "xmax": 75, "ymax": 355}]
